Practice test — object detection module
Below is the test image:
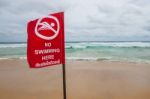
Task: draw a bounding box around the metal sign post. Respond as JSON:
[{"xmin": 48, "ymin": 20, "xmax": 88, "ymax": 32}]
[{"xmin": 62, "ymin": 64, "xmax": 67, "ymax": 99}]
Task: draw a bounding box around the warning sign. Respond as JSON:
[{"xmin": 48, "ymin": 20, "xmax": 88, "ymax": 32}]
[{"xmin": 27, "ymin": 12, "xmax": 65, "ymax": 68}]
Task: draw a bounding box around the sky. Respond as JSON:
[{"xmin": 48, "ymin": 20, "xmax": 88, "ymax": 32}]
[{"xmin": 0, "ymin": 0, "xmax": 150, "ymax": 42}]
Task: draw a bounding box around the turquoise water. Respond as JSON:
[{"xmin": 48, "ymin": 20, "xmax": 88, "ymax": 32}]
[
  {"xmin": 0, "ymin": 42, "xmax": 150, "ymax": 63},
  {"xmin": 66, "ymin": 42, "xmax": 150, "ymax": 63}
]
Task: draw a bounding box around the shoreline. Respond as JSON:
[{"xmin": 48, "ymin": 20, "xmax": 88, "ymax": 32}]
[{"xmin": 0, "ymin": 57, "xmax": 150, "ymax": 65}]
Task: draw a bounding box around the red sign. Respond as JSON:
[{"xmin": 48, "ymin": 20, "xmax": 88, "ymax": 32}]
[{"xmin": 27, "ymin": 12, "xmax": 65, "ymax": 68}]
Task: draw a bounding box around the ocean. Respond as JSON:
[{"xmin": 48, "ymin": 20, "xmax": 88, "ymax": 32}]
[{"xmin": 0, "ymin": 42, "xmax": 150, "ymax": 63}]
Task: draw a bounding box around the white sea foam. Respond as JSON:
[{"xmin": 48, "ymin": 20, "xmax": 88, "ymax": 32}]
[
  {"xmin": 66, "ymin": 42, "xmax": 150, "ymax": 49},
  {"xmin": 0, "ymin": 44, "xmax": 27, "ymax": 48},
  {"xmin": 0, "ymin": 57, "xmax": 27, "ymax": 60},
  {"xmin": 91, "ymin": 42, "xmax": 150, "ymax": 47},
  {"xmin": 19, "ymin": 57, "xmax": 27, "ymax": 60},
  {"xmin": 0, "ymin": 57, "xmax": 10, "ymax": 60},
  {"xmin": 67, "ymin": 57, "xmax": 98, "ymax": 60},
  {"xmin": 66, "ymin": 57, "xmax": 113, "ymax": 61}
]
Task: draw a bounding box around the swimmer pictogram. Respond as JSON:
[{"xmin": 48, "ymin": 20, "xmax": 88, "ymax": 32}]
[{"xmin": 35, "ymin": 15, "xmax": 60, "ymax": 40}]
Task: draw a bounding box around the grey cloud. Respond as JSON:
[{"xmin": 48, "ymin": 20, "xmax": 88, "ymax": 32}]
[
  {"xmin": 0, "ymin": 0, "xmax": 9, "ymax": 8},
  {"xmin": 130, "ymin": 0, "xmax": 150, "ymax": 6},
  {"xmin": 0, "ymin": 0, "xmax": 150, "ymax": 42}
]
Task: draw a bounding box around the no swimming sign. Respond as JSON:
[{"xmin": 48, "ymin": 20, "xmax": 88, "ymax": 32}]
[
  {"xmin": 27, "ymin": 12, "xmax": 65, "ymax": 68},
  {"xmin": 27, "ymin": 12, "xmax": 67, "ymax": 99}
]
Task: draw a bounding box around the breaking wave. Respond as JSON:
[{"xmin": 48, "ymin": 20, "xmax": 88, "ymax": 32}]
[{"xmin": 66, "ymin": 42, "xmax": 150, "ymax": 49}]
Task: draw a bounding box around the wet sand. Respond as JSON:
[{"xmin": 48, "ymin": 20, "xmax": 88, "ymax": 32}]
[{"xmin": 0, "ymin": 59, "xmax": 150, "ymax": 99}]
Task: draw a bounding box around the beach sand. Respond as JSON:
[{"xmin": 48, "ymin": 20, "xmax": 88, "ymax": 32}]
[{"xmin": 0, "ymin": 59, "xmax": 150, "ymax": 99}]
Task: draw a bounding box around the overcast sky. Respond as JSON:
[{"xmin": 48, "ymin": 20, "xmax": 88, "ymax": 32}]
[{"xmin": 0, "ymin": 0, "xmax": 150, "ymax": 42}]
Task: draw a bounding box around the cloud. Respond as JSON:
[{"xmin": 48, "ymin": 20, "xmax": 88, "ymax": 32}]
[{"xmin": 0, "ymin": 0, "xmax": 150, "ymax": 42}]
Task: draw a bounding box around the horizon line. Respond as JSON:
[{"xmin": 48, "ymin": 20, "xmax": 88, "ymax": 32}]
[{"xmin": 0, "ymin": 41, "xmax": 150, "ymax": 43}]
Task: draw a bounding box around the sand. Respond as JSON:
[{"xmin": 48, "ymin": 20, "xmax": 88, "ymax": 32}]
[{"xmin": 0, "ymin": 59, "xmax": 150, "ymax": 99}]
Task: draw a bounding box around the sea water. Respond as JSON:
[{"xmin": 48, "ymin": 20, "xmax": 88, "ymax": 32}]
[{"xmin": 0, "ymin": 42, "xmax": 150, "ymax": 63}]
